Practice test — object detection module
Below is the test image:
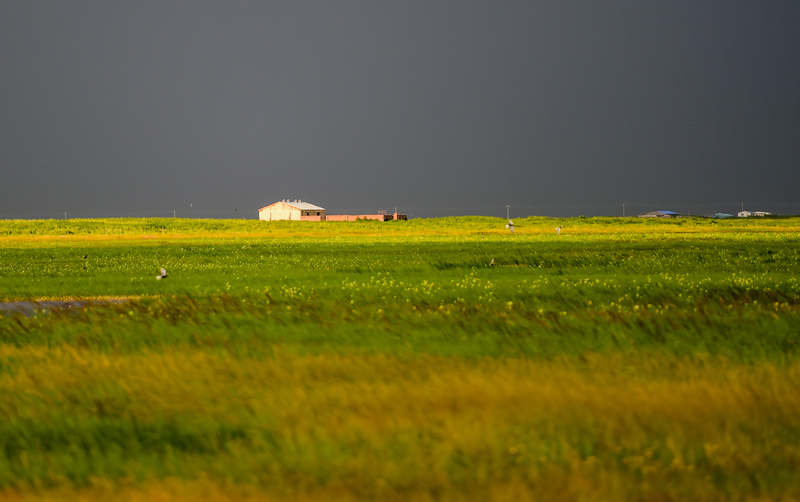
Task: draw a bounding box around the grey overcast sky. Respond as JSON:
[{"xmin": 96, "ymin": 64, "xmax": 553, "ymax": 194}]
[{"xmin": 2, "ymin": 1, "xmax": 799, "ymax": 219}]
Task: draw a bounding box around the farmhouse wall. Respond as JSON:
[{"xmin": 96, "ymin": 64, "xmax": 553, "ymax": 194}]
[{"xmin": 325, "ymin": 214, "xmax": 389, "ymax": 221}]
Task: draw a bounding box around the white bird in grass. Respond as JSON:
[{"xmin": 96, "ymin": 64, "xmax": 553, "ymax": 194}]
[
  {"xmin": 156, "ymin": 267, "xmax": 168, "ymax": 280},
  {"xmin": 505, "ymin": 219, "xmax": 514, "ymax": 232},
  {"xmin": 489, "ymin": 258, "xmax": 495, "ymax": 266},
  {"xmin": 556, "ymin": 226, "xmax": 562, "ymax": 236}
]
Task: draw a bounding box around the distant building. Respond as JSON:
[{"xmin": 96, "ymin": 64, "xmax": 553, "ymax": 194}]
[
  {"xmin": 738, "ymin": 210, "xmax": 772, "ymax": 217},
  {"xmin": 712, "ymin": 213, "xmax": 734, "ymax": 219},
  {"xmin": 638, "ymin": 211, "xmax": 679, "ymax": 218},
  {"xmin": 258, "ymin": 200, "xmax": 325, "ymax": 221},
  {"xmin": 325, "ymin": 212, "xmax": 407, "ymax": 221},
  {"xmin": 258, "ymin": 200, "xmax": 406, "ymax": 222}
]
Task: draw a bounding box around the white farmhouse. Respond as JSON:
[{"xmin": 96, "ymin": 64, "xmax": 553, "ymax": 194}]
[
  {"xmin": 738, "ymin": 210, "xmax": 772, "ymax": 217},
  {"xmin": 258, "ymin": 199, "xmax": 326, "ymax": 221}
]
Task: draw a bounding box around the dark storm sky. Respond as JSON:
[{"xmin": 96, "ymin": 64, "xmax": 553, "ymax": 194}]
[{"xmin": 2, "ymin": 2, "xmax": 799, "ymax": 219}]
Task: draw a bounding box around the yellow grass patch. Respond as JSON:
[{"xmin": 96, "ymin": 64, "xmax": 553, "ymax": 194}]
[{"xmin": 2, "ymin": 345, "xmax": 799, "ymax": 500}]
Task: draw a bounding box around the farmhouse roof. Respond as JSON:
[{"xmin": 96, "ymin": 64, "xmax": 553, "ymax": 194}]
[
  {"xmin": 259, "ymin": 200, "xmax": 325, "ymax": 211},
  {"xmin": 656, "ymin": 211, "xmax": 678, "ymax": 215}
]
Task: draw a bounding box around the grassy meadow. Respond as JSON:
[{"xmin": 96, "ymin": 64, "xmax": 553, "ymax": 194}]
[{"xmin": 0, "ymin": 216, "xmax": 799, "ymax": 501}]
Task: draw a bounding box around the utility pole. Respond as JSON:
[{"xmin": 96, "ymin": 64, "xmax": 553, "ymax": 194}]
[
  {"xmin": 741, "ymin": 202, "xmax": 744, "ymax": 212},
  {"xmin": 623, "ymin": 203, "xmax": 625, "ymax": 217},
  {"xmin": 64, "ymin": 212, "xmax": 67, "ymax": 220},
  {"xmin": 506, "ymin": 205, "xmax": 510, "ymax": 219},
  {"xmin": 174, "ymin": 210, "xmax": 176, "ymax": 218}
]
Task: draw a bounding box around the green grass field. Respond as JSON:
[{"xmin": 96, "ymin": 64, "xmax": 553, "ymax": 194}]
[{"xmin": 1, "ymin": 216, "xmax": 799, "ymax": 501}]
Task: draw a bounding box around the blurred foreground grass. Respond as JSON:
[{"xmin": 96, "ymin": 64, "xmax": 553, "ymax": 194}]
[{"xmin": 1, "ymin": 216, "xmax": 799, "ymax": 501}]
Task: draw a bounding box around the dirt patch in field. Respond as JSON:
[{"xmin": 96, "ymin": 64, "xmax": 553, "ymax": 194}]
[{"xmin": 0, "ymin": 296, "xmax": 151, "ymax": 316}]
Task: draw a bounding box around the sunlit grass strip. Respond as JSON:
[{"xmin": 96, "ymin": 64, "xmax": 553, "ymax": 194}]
[{"xmin": 1, "ymin": 216, "xmax": 800, "ymax": 239}]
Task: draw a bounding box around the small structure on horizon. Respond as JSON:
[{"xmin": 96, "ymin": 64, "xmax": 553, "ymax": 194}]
[
  {"xmin": 258, "ymin": 200, "xmax": 406, "ymax": 221},
  {"xmin": 325, "ymin": 212, "xmax": 407, "ymax": 221},
  {"xmin": 712, "ymin": 213, "xmax": 734, "ymax": 219},
  {"xmin": 638, "ymin": 210, "xmax": 679, "ymax": 218},
  {"xmin": 738, "ymin": 210, "xmax": 772, "ymax": 217}
]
